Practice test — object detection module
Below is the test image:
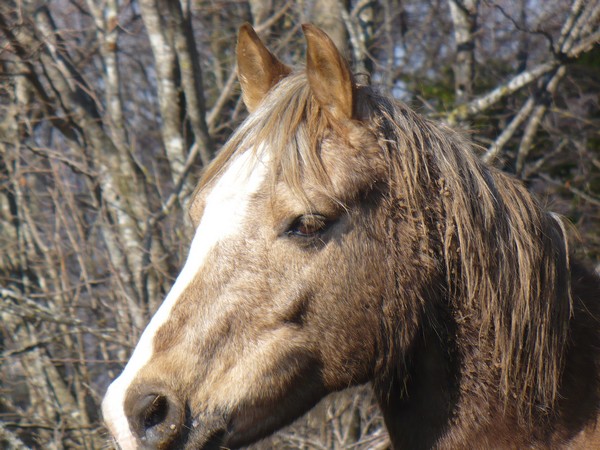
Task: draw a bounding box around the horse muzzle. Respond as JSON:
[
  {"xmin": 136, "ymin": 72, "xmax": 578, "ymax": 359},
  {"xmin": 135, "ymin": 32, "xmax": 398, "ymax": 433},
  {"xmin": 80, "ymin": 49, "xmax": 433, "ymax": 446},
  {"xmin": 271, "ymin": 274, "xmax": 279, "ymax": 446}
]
[
  {"xmin": 123, "ymin": 384, "xmax": 228, "ymax": 449},
  {"xmin": 125, "ymin": 385, "xmax": 185, "ymax": 448}
]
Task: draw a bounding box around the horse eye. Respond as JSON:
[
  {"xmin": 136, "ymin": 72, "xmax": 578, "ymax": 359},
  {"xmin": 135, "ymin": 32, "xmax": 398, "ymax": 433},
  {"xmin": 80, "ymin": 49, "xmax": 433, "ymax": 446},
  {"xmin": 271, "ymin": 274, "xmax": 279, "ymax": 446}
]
[{"xmin": 286, "ymin": 214, "xmax": 330, "ymax": 238}]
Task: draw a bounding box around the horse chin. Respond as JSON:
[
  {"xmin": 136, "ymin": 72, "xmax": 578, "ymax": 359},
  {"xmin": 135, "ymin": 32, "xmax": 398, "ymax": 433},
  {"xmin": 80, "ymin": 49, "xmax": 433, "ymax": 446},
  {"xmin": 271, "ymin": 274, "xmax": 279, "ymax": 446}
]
[
  {"xmin": 184, "ymin": 430, "xmax": 227, "ymax": 450},
  {"xmin": 182, "ymin": 411, "xmax": 282, "ymax": 450},
  {"xmin": 225, "ymin": 409, "xmax": 297, "ymax": 448},
  {"xmin": 179, "ymin": 411, "xmax": 228, "ymax": 450},
  {"xmin": 186, "ymin": 390, "xmax": 327, "ymax": 449}
]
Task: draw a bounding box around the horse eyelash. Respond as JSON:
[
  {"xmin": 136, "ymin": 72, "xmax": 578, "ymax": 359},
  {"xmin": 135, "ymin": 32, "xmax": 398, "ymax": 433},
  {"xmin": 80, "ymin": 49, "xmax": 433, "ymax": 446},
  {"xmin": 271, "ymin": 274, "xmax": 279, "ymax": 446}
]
[{"xmin": 285, "ymin": 214, "xmax": 331, "ymax": 238}]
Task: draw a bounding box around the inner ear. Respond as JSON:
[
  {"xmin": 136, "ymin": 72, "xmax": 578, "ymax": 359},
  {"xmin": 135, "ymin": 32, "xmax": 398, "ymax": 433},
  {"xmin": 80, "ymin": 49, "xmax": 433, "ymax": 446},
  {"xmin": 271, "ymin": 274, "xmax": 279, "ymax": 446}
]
[
  {"xmin": 303, "ymin": 24, "xmax": 355, "ymax": 121},
  {"xmin": 237, "ymin": 24, "xmax": 291, "ymax": 112}
]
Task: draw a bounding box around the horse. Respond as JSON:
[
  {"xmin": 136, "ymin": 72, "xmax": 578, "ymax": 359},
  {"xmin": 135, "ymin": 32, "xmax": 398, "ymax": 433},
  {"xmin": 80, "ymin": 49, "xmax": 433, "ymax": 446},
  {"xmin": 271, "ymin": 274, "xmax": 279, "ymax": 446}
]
[{"xmin": 101, "ymin": 24, "xmax": 600, "ymax": 449}]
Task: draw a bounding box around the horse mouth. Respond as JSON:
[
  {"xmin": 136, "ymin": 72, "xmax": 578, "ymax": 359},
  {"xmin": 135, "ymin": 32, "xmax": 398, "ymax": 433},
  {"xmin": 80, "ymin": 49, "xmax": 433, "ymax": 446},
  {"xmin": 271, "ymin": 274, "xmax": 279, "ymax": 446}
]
[
  {"xmin": 183, "ymin": 412, "xmax": 262, "ymax": 450},
  {"xmin": 182, "ymin": 402, "xmax": 300, "ymax": 450},
  {"xmin": 185, "ymin": 428, "xmax": 227, "ymax": 450},
  {"xmin": 181, "ymin": 411, "xmax": 230, "ymax": 450}
]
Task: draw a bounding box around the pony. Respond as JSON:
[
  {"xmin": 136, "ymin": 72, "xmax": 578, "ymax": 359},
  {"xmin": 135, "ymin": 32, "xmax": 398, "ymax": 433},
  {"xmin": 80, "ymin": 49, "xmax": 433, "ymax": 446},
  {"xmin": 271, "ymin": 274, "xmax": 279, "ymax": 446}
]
[{"xmin": 102, "ymin": 24, "xmax": 600, "ymax": 449}]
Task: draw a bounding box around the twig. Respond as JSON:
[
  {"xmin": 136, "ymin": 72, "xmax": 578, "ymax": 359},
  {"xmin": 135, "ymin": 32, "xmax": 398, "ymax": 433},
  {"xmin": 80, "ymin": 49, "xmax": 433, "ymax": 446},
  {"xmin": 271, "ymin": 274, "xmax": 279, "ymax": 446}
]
[
  {"xmin": 446, "ymin": 61, "xmax": 557, "ymax": 123},
  {"xmin": 537, "ymin": 173, "xmax": 600, "ymax": 207},
  {"xmin": 0, "ymin": 422, "xmax": 29, "ymax": 450}
]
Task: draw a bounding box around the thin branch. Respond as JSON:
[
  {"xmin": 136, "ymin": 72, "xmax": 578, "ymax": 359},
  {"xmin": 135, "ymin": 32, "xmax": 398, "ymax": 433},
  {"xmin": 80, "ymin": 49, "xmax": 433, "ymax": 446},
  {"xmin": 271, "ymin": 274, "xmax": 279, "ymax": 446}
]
[
  {"xmin": 168, "ymin": 0, "xmax": 214, "ymax": 166},
  {"xmin": 494, "ymin": 4, "xmax": 555, "ymax": 54},
  {"xmin": 515, "ymin": 65, "xmax": 566, "ymax": 176},
  {"xmin": 482, "ymin": 96, "xmax": 535, "ymax": 164},
  {"xmin": 0, "ymin": 422, "xmax": 29, "ymax": 450},
  {"xmin": 446, "ymin": 61, "xmax": 558, "ymax": 123},
  {"xmin": 23, "ymin": 144, "xmax": 95, "ymax": 178},
  {"xmin": 523, "ymin": 139, "xmax": 568, "ymax": 178},
  {"xmin": 538, "ymin": 173, "xmax": 600, "ymax": 207}
]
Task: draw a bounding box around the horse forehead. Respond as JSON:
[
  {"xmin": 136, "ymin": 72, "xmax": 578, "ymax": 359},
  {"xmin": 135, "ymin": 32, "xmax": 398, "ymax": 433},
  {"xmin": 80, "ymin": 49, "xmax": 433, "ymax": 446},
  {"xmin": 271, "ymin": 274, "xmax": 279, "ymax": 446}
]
[
  {"xmin": 144, "ymin": 149, "xmax": 270, "ymax": 352},
  {"xmin": 149, "ymin": 149, "xmax": 270, "ymax": 339},
  {"xmin": 191, "ymin": 148, "xmax": 269, "ymax": 217},
  {"xmin": 206, "ymin": 150, "xmax": 269, "ymax": 215},
  {"xmin": 151, "ymin": 148, "xmax": 271, "ymax": 333}
]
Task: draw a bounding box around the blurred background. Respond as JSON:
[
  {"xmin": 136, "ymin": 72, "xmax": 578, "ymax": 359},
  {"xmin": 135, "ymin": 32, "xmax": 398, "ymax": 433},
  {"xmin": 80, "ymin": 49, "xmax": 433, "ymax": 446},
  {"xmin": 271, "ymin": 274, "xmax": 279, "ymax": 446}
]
[{"xmin": 0, "ymin": 0, "xmax": 598, "ymax": 448}]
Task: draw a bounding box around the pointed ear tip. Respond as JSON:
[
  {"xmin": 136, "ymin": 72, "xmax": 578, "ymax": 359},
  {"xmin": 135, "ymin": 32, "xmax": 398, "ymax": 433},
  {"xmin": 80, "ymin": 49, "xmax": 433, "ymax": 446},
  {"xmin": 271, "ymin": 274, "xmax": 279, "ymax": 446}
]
[
  {"xmin": 302, "ymin": 23, "xmax": 323, "ymax": 38},
  {"xmin": 238, "ymin": 23, "xmax": 258, "ymax": 43},
  {"xmin": 239, "ymin": 22, "xmax": 254, "ymax": 33},
  {"xmin": 302, "ymin": 24, "xmax": 340, "ymax": 52}
]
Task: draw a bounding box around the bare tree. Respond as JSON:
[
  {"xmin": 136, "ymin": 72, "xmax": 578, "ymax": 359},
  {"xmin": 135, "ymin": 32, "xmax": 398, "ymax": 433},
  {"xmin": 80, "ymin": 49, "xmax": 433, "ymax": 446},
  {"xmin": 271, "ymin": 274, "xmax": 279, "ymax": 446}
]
[
  {"xmin": 448, "ymin": 0, "xmax": 480, "ymax": 103},
  {"xmin": 0, "ymin": 1, "xmax": 598, "ymax": 448}
]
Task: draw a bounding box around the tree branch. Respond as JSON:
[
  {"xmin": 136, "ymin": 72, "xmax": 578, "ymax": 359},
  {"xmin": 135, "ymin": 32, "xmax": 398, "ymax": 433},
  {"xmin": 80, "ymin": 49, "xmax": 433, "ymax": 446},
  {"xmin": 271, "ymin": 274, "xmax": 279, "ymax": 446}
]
[
  {"xmin": 138, "ymin": 0, "xmax": 187, "ymax": 179},
  {"xmin": 448, "ymin": 0, "xmax": 479, "ymax": 103},
  {"xmin": 446, "ymin": 61, "xmax": 558, "ymax": 123},
  {"xmin": 167, "ymin": 0, "xmax": 214, "ymax": 166}
]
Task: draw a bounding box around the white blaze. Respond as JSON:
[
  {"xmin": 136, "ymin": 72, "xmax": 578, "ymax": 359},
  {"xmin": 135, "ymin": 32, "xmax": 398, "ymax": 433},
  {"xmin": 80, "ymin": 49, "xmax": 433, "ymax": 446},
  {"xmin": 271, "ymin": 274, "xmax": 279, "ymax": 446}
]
[{"xmin": 101, "ymin": 149, "xmax": 269, "ymax": 449}]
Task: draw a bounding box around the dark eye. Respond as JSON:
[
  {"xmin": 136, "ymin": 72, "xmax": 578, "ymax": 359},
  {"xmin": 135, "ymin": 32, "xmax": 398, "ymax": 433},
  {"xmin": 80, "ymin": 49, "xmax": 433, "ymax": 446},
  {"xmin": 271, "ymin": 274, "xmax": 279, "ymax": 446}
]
[{"xmin": 286, "ymin": 214, "xmax": 331, "ymax": 238}]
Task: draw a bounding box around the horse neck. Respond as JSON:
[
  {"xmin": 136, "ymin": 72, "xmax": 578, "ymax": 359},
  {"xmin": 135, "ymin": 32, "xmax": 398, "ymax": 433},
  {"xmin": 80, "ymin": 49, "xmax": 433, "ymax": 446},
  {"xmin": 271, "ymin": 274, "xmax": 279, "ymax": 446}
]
[{"xmin": 375, "ymin": 261, "xmax": 600, "ymax": 449}]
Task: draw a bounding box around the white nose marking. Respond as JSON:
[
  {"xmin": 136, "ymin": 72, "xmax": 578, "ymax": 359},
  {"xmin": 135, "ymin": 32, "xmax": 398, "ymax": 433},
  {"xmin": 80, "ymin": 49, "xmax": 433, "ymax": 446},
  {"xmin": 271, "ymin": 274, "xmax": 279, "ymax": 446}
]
[{"xmin": 101, "ymin": 148, "xmax": 269, "ymax": 448}]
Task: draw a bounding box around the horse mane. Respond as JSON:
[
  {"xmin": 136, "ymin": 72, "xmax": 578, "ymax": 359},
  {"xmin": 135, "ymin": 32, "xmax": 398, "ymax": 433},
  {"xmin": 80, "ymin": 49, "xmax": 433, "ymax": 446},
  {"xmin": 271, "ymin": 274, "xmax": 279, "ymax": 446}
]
[
  {"xmin": 369, "ymin": 92, "xmax": 573, "ymax": 422},
  {"xmin": 198, "ymin": 72, "xmax": 573, "ymax": 421}
]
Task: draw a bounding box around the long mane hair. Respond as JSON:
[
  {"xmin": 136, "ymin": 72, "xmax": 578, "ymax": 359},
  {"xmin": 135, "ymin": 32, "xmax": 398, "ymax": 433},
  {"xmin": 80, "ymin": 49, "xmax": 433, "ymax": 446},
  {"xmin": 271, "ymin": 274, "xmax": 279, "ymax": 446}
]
[
  {"xmin": 369, "ymin": 89, "xmax": 573, "ymax": 420},
  {"xmin": 199, "ymin": 72, "xmax": 572, "ymax": 421}
]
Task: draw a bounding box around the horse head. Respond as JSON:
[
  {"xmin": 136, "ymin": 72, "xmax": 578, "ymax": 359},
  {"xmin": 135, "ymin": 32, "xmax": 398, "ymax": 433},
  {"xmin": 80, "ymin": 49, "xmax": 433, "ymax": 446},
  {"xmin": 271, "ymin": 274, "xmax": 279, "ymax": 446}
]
[
  {"xmin": 102, "ymin": 24, "xmax": 418, "ymax": 449},
  {"xmin": 102, "ymin": 24, "xmax": 600, "ymax": 450}
]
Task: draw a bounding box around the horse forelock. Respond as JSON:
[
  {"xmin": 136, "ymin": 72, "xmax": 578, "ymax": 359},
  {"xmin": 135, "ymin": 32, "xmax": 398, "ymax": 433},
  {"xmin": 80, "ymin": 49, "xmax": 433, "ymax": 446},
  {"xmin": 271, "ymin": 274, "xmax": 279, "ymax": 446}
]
[{"xmin": 195, "ymin": 74, "xmax": 371, "ymax": 212}]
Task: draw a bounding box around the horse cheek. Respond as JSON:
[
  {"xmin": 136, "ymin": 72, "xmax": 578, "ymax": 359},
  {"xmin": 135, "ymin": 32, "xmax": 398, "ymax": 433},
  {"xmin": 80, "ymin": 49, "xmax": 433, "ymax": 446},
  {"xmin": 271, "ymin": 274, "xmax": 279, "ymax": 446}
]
[{"xmin": 314, "ymin": 240, "xmax": 385, "ymax": 389}]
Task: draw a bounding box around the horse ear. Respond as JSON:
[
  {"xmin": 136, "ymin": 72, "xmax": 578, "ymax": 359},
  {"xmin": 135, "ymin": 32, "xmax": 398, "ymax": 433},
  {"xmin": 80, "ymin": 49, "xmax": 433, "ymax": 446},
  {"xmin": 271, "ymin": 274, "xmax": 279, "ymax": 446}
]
[
  {"xmin": 237, "ymin": 23, "xmax": 291, "ymax": 112},
  {"xmin": 303, "ymin": 24, "xmax": 354, "ymax": 120}
]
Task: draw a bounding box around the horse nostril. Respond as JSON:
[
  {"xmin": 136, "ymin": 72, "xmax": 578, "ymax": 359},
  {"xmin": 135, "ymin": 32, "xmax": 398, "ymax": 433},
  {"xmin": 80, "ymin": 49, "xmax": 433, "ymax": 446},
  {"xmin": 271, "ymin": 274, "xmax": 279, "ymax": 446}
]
[
  {"xmin": 127, "ymin": 390, "xmax": 185, "ymax": 447},
  {"xmin": 141, "ymin": 394, "xmax": 169, "ymax": 430}
]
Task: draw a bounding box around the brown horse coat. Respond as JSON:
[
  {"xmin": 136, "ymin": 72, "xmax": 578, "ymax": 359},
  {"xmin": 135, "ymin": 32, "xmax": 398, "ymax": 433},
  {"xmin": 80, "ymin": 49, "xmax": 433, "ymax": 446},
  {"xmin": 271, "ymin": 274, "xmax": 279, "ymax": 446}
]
[{"xmin": 102, "ymin": 24, "xmax": 600, "ymax": 449}]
